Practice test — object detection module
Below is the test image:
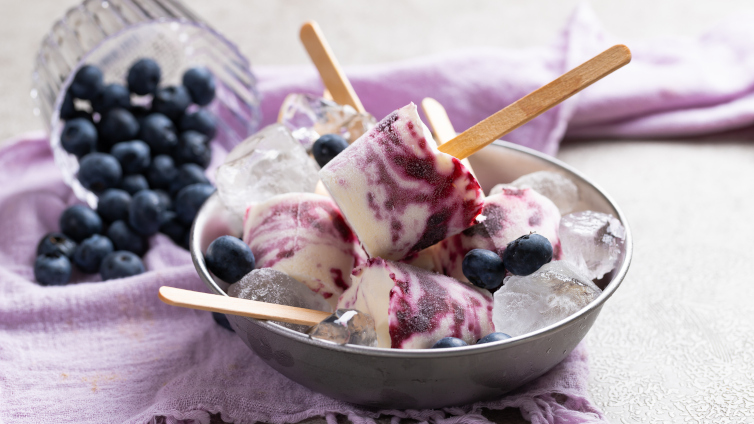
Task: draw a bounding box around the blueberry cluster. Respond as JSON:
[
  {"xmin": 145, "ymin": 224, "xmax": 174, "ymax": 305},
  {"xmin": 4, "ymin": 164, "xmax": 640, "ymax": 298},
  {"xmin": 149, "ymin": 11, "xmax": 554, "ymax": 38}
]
[
  {"xmin": 34, "ymin": 59, "xmax": 219, "ymax": 286},
  {"xmin": 60, "ymin": 59, "xmax": 217, "ymax": 203},
  {"xmin": 462, "ymin": 233, "xmax": 554, "ymax": 291}
]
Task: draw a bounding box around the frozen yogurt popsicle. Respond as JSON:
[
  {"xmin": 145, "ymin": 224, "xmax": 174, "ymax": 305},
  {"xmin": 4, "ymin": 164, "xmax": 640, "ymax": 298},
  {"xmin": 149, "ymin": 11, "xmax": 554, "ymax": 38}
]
[
  {"xmin": 338, "ymin": 258, "xmax": 495, "ymax": 349},
  {"xmin": 243, "ymin": 192, "xmax": 363, "ymax": 308},
  {"xmin": 437, "ymin": 186, "xmax": 562, "ymax": 282},
  {"xmin": 320, "ymin": 103, "xmax": 484, "ymax": 261}
]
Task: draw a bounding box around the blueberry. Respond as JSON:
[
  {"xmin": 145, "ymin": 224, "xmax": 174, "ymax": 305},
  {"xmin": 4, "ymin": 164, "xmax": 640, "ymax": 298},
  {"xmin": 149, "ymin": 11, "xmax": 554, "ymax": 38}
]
[
  {"xmin": 476, "ymin": 332, "xmax": 512, "ymax": 344},
  {"xmin": 152, "ymin": 85, "xmax": 191, "ymax": 120},
  {"xmin": 34, "ymin": 253, "xmax": 72, "ymax": 286},
  {"xmin": 147, "ymin": 154, "xmax": 178, "ymax": 190},
  {"xmin": 106, "ymin": 220, "xmax": 147, "ymax": 256},
  {"xmin": 175, "ymin": 183, "xmax": 215, "ymax": 225},
  {"xmin": 78, "ymin": 153, "xmax": 122, "ymax": 193},
  {"xmin": 502, "ymin": 233, "xmax": 553, "ymax": 276},
  {"xmin": 154, "ymin": 189, "xmax": 172, "ymax": 211},
  {"xmin": 118, "ymin": 174, "xmax": 149, "ymax": 195},
  {"xmin": 129, "ymin": 190, "xmax": 166, "ymax": 236},
  {"xmin": 182, "ymin": 67, "xmax": 216, "ymax": 106},
  {"xmin": 179, "ymin": 109, "xmax": 216, "ymax": 139},
  {"xmin": 99, "ymin": 108, "xmax": 139, "ymax": 146},
  {"xmin": 73, "ymin": 234, "xmax": 114, "ymax": 273},
  {"xmin": 36, "ymin": 232, "xmax": 77, "ymax": 258},
  {"xmin": 431, "ymin": 337, "xmax": 468, "ymax": 348},
  {"xmin": 159, "ymin": 211, "xmax": 187, "ymax": 246},
  {"xmin": 312, "ymin": 134, "xmax": 348, "ymax": 167},
  {"xmin": 97, "ymin": 189, "xmax": 131, "ymax": 223},
  {"xmin": 212, "ymin": 312, "xmax": 235, "ymax": 332},
  {"xmin": 99, "ymin": 251, "xmax": 145, "ymax": 280},
  {"xmin": 130, "ymin": 105, "xmax": 150, "ymax": 126},
  {"xmin": 60, "ymin": 204, "xmax": 102, "ymax": 242},
  {"xmin": 462, "ymin": 249, "xmax": 506, "ymax": 290},
  {"xmin": 91, "ymin": 83, "xmax": 131, "ymax": 114},
  {"xmin": 169, "ymin": 163, "xmax": 209, "ymax": 195},
  {"xmin": 204, "ymin": 235, "xmax": 255, "ymax": 283},
  {"xmin": 140, "ymin": 114, "xmax": 178, "ymax": 155},
  {"xmin": 60, "ymin": 90, "xmax": 76, "ymax": 120},
  {"xmin": 127, "ymin": 58, "xmax": 161, "ymax": 95},
  {"xmin": 61, "ymin": 118, "xmax": 98, "ymax": 158},
  {"xmin": 110, "ymin": 140, "xmax": 150, "ymax": 175},
  {"xmin": 174, "ymin": 131, "xmax": 211, "ymax": 168},
  {"xmin": 69, "ymin": 64, "xmax": 103, "ymax": 100}
]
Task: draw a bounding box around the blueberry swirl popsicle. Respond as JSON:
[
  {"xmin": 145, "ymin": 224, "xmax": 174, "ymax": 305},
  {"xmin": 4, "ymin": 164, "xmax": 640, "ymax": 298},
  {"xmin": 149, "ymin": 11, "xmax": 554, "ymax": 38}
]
[
  {"xmin": 339, "ymin": 258, "xmax": 494, "ymax": 348},
  {"xmin": 243, "ymin": 192, "xmax": 365, "ymax": 308},
  {"xmin": 319, "ymin": 103, "xmax": 485, "ymax": 261}
]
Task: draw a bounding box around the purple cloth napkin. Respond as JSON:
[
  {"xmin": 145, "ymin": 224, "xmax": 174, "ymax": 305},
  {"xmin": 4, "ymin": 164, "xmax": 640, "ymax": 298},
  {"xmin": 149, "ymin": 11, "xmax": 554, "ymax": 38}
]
[{"xmin": 4, "ymin": 4, "xmax": 754, "ymax": 424}]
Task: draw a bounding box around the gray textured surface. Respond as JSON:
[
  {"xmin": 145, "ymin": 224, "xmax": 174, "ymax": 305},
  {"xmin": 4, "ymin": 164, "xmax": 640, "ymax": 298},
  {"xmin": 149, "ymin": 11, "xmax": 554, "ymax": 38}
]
[{"xmin": 3, "ymin": 1, "xmax": 754, "ymax": 422}]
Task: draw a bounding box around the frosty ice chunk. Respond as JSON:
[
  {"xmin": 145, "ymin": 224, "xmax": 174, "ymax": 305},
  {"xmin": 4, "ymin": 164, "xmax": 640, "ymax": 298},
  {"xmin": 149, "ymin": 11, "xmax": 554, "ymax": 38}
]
[
  {"xmin": 320, "ymin": 103, "xmax": 484, "ymax": 261},
  {"xmin": 559, "ymin": 211, "xmax": 625, "ymax": 280},
  {"xmin": 243, "ymin": 193, "xmax": 364, "ymax": 308},
  {"xmin": 339, "ymin": 258, "xmax": 494, "ymax": 349},
  {"xmin": 278, "ymin": 93, "xmax": 377, "ymax": 150},
  {"xmin": 492, "ymin": 261, "xmax": 601, "ymax": 337},
  {"xmin": 490, "ymin": 171, "xmax": 579, "ymax": 215},
  {"xmin": 308, "ymin": 309, "xmax": 378, "ymax": 347},
  {"xmin": 215, "ymin": 124, "xmax": 320, "ymax": 217},
  {"xmin": 437, "ymin": 186, "xmax": 562, "ymax": 283},
  {"xmin": 228, "ymin": 268, "xmax": 332, "ymax": 332}
]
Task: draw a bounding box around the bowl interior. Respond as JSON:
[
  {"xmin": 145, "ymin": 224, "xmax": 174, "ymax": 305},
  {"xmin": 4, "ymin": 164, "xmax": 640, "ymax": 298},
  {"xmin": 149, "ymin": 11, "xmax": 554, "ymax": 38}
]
[{"xmin": 191, "ymin": 140, "xmax": 632, "ymax": 350}]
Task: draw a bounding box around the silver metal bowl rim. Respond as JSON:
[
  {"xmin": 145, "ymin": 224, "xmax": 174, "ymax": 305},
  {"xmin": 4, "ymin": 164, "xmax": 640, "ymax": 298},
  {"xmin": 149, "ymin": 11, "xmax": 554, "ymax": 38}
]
[{"xmin": 190, "ymin": 139, "xmax": 633, "ymax": 358}]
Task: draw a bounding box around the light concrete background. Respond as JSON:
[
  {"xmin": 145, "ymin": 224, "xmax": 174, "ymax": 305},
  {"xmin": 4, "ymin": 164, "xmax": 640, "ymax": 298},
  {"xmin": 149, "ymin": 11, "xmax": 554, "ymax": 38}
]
[
  {"xmin": 3, "ymin": 1, "xmax": 754, "ymax": 423},
  {"xmin": 3, "ymin": 0, "xmax": 754, "ymax": 139}
]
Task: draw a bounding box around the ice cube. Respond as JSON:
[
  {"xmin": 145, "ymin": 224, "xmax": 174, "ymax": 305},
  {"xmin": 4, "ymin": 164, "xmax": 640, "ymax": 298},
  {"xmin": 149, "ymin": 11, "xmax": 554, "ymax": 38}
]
[
  {"xmin": 489, "ymin": 171, "xmax": 579, "ymax": 215},
  {"xmin": 492, "ymin": 261, "xmax": 601, "ymax": 337},
  {"xmin": 278, "ymin": 93, "xmax": 376, "ymax": 150},
  {"xmin": 559, "ymin": 211, "xmax": 625, "ymax": 280},
  {"xmin": 228, "ymin": 268, "xmax": 332, "ymax": 332},
  {"xmin": 308, "ymin": 309, "xmax": 378, "ymax": 347},
  {"xmin": 215, "ymin": 124, "xmax": 320, "ymax": 217}
]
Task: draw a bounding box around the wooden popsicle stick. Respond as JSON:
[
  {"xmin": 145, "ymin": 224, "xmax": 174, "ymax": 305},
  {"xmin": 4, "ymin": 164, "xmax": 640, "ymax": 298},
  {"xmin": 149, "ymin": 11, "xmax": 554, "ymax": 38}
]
[
  {"xmin": 300, "ymin": 21, "xmax": 366, "ymax": 114},
  {"xmin": 439, "ymin": 44, "xmax": 631, "ymax": 160},
  {"xmin": 158, "ymin": 286, "xmax": 331, "ymax": 326},
  {"xmin": 421, "ymin": 97, "xmax": 458, "ymax": 144},
  {"xmin": 421, "ymin": 97, "xmax": 476, "ymax": 177}
]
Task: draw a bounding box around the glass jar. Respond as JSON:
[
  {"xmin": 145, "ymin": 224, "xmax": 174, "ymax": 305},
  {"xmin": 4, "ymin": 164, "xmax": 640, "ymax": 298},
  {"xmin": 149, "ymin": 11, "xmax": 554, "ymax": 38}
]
[{"xmin": 31, "ymin": 0, "xmax": 260, "ymax": 207}]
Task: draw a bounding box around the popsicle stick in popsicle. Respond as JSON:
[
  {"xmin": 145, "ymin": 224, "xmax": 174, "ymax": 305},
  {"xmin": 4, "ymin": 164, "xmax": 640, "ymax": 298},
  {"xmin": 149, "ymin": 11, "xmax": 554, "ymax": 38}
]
[
  {"xmin": 421, "ymin": 97, "xmax": 476, "ymax": 177},
  {"xmin": 158, "ymin": 286, "xmax": 330, "ymax": 326},
  {"xmin": 300, "ymin": 21, "xmax": 366, "ymax": 114},
  {"xmin": 439, "ymin": 44, "xmax": 631, "ymax": 160}
]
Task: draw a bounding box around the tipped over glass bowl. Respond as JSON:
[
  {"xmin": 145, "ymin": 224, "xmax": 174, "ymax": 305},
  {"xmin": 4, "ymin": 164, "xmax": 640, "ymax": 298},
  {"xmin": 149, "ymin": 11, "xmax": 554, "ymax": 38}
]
[{"xmin": 32, "ymin": 0, "xmax": 260, "ymax": 207}]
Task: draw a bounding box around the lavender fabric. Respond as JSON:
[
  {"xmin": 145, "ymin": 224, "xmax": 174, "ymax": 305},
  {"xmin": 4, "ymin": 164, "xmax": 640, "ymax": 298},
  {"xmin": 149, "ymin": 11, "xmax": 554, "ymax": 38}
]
[{"xmin": 3, "ymin": 4, "xmax": 754, "ymax": 424}]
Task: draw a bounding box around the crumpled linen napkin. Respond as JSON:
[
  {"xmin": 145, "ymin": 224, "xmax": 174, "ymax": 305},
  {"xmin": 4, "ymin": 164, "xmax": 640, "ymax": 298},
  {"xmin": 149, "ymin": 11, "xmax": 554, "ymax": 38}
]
[
  {"xmin": 4, "ymin": 3, "xmax": 754, "ymax": 423},
  {"xmin": 0, "ymin": 135, "xmax": 604, "ymax": 424}
]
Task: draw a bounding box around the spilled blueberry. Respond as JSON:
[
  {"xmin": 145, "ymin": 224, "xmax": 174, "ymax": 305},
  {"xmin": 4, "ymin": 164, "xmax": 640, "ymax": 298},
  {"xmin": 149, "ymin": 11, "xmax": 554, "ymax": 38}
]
[
  {"xmin": 34, "ymin": 253, "xmax": 72, "ymax": 286},
  {"xmin": 100, "ymin": 251, "xmax": 145, "ymax": 280}
]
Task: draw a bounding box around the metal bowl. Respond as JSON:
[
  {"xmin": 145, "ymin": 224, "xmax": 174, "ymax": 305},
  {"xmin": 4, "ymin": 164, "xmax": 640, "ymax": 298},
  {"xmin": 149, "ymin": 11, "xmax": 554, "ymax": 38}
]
[{"xmin": 189, "ymin": 140, "xmax": 633, "ymax": 409}]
